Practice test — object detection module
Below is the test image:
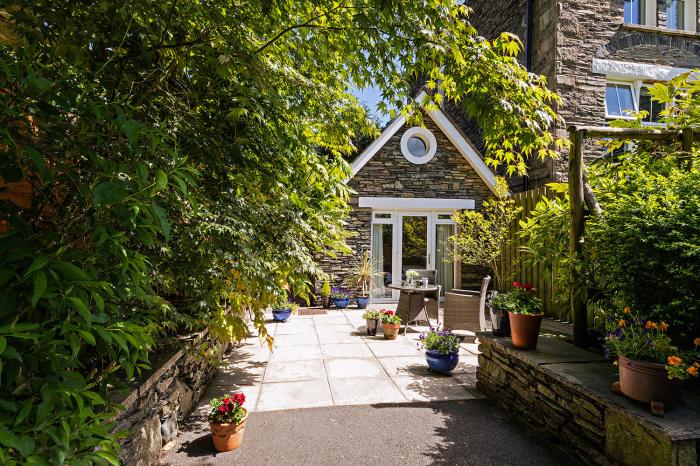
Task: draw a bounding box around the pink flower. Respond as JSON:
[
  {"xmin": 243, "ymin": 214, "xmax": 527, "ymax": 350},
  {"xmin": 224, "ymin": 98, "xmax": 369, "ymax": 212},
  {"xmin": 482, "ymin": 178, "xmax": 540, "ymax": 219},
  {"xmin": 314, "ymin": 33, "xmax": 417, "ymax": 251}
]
[
  {"xmin": 218, "ymin": 405, "xmax": 227, "ymax": 414},
  {"xmin": 513, "ymin": 281, "xmax": 520, "ymax": 288},
  {"xmin": 384, "ymin": 310, "xmax": 394, "ymax": 316}
]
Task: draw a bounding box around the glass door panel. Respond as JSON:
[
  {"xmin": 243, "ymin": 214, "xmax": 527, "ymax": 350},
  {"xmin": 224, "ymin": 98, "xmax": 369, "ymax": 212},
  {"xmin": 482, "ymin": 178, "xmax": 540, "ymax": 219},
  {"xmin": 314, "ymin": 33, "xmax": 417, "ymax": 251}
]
[
  {"xmin": 401, "ymin": 215, "xmax": 428, "ymax": 280},
  {"xmin": 435, "ymin": 223, "xmax": 455, "ymax": 296},
  {"xmin": 371, "ymin": 223, "xmax": 393, "ymax": 300}
]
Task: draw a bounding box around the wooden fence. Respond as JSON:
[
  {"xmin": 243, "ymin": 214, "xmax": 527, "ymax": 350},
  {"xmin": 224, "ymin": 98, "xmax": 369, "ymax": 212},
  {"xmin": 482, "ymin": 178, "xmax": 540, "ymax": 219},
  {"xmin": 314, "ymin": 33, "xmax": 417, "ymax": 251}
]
[{"xmin": 498, "ymin": 186, "xmax": 567, "ymax": 321}]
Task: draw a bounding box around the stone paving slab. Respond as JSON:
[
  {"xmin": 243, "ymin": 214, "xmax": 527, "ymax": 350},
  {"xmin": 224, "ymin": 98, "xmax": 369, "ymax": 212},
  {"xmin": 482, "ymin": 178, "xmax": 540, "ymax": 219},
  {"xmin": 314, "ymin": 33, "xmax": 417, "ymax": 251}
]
[
  {"xmin": 320, "ymin": 342, "xmax": 374, "ymax": 358},
  {"xmin": 325, "ymin": 357, "xmax": 385, "ymax": 379},
  {"xmin": 262, "ymin": 359, "xmax": 326, "ymax": 383},
  {"xmin": 268, "ymin": 344, "xmax": 322, "ymax": 361},
  {"xmin": 329, "ymin": 375, "xmax": 407, "ymax": 405},
  {"xmin": 257, "ymin": 379, "xmax": 334, "ymax": 411}
]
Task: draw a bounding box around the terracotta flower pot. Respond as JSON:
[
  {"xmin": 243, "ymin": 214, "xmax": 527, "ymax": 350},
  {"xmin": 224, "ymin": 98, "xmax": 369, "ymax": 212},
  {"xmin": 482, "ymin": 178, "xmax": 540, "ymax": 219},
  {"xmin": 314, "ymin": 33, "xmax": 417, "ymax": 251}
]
[
  {"xmin": 210, "ymin": 410, "xmax": 249, "ymax": 452},
  {"xmin": 508, "ymin": 312, "xmax": 543, "ymax": 350},
  {"xmin": 617, "ymin": 356, "xmax": 683, "ymax": 406},
  {"xmin": 382, "ymin": 323, "xmax": 400, "ymax": 340}
]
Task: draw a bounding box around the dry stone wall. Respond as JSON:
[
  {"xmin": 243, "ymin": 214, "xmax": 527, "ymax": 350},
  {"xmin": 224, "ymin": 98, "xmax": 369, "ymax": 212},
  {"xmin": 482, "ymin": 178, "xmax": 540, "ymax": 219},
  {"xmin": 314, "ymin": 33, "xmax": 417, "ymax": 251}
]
[{"xmin": 116, "ymin": 331, "xmax": 220, "ymax": 465}]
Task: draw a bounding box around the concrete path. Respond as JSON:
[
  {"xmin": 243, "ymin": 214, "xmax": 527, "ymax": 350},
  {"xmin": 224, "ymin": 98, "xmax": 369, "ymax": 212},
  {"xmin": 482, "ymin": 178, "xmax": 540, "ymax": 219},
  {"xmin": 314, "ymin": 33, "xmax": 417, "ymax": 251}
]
[{"xmin": 161, "ymin": 308, "xmax": 561, "ymax": 464}]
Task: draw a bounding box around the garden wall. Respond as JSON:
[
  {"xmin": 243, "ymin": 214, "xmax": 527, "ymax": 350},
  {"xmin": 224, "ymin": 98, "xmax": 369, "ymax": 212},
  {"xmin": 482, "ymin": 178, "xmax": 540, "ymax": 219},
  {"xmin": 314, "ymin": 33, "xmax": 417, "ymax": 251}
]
[
  {"xmin": 477, "ymin": 333, "xmax": 700, "ymax": 466},
  {"xmin": 115, "ymin": 330, "xmax": 221, "ymax": 465}
]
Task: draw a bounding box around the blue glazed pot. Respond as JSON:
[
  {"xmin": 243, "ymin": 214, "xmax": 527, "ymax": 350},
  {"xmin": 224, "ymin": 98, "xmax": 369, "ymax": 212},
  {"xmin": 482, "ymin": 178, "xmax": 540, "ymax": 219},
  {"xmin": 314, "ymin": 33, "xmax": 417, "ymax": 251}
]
[
  {"xmin": 425, "ymin": 349, "xmax": 460, "ymax": 374},
  {"xmin": 333, "ymin": 298, "xmax": 350, "ymax": 309},
  {"xmin": 272, "ymin": 308, "xmax": 292, "ymax": 322},
  {"xmin": 355, "ymin": 296, "xmax": 369, "ymax": 309}
]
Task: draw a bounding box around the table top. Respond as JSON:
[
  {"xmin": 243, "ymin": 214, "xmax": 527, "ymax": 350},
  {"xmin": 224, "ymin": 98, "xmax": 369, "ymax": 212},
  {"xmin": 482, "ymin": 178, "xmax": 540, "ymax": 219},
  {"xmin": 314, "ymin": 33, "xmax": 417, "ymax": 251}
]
[{"xmin": 387, "ymin": 283, "xmax": 439, "ymax": 292}]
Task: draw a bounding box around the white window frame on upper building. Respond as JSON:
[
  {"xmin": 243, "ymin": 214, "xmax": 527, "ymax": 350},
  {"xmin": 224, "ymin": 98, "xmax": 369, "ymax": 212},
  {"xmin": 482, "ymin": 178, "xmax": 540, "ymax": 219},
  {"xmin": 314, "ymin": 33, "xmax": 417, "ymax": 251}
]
[
  {"xmin": 623, "ymin": 0, "xmax": 657, "ymax": 27},
  {"xmin": 666, "ymin": 0, "xmax": 698, "ymax": 32}
]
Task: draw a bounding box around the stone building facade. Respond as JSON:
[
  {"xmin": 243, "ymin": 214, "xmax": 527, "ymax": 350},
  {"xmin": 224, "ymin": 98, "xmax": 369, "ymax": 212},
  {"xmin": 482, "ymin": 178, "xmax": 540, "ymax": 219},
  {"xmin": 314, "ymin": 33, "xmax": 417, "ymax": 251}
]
[
  {"xmin": 470, "ymin": 0, "xmax": 700, "ymax": 187},
  {"xmin": 319, "ymin": 96, "xmax": 496, "ymax": 298}
]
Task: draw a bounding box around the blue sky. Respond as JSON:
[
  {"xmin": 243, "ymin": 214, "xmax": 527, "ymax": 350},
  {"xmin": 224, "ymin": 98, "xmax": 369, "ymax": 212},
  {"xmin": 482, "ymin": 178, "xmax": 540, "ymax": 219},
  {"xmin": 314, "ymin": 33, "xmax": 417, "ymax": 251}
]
[{"xmin": 351, "ymin": 85, "xmax": 392, "ymax": 125}]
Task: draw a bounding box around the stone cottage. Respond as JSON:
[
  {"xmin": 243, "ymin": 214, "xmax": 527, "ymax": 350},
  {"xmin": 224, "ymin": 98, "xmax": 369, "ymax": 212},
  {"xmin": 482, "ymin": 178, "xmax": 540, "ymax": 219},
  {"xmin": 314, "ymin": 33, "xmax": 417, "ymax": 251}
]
[
  {"xmin": 319, "ymin": 91, "xmax": 498, "ymax": 301},
  {"xmin": 470, "ymin": 0, "xmax": 700, "ymax": 188}
]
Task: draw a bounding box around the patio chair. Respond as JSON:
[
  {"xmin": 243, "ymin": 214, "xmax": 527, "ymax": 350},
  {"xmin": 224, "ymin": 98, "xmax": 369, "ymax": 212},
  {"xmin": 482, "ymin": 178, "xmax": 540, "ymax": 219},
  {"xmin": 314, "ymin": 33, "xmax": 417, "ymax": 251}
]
[
  {"xmin": 442, "ymin": 276, "xmax": 491, "ymax": 335},
  {"xmin": 409, "ymin": 269, "xmax": 441, "ymax": 320}
]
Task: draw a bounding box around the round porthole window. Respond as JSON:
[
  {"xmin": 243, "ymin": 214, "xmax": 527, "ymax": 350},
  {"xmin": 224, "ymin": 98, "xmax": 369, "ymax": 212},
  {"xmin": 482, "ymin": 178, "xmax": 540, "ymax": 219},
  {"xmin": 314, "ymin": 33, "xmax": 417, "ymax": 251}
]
[{"xmin": 400, "ymin": 127, "xmax": 437, "ymax": 164}]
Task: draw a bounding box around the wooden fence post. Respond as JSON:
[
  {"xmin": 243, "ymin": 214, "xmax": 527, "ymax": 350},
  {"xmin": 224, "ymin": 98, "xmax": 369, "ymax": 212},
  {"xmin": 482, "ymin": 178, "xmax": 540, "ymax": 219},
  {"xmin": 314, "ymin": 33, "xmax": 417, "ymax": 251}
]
[{"xmin": 568, "ymin": 127, "xmax": 588, "ymax": 347}]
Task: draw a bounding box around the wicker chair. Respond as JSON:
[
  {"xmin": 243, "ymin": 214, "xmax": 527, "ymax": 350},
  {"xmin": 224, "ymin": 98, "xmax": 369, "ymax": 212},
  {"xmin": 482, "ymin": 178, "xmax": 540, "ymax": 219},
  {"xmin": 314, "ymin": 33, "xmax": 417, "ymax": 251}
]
[
  {"xmin": 409, "ymin": 269, "xmax": 441, "ymax": 320},
  {"xmin": 442, "ymin": 276, "xmax": 491, "ymax": 334}
]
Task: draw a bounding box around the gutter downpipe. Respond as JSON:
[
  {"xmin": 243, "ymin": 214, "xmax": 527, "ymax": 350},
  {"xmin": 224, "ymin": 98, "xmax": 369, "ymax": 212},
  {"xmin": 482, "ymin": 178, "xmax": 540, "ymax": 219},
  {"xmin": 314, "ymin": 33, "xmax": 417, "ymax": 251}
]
[{"xmin": 523, "ymin": 0, "xmax": 534, "ymax": 192}]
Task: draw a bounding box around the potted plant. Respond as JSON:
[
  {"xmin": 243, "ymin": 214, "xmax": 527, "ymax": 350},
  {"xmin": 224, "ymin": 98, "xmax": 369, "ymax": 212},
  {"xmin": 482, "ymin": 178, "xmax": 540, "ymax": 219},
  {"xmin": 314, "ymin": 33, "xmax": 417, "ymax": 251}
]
[
  {"xmin": 345, "ymin": 250, "xmax": 383, "ymax": 309},
  {"xmin": 330, "ymin": 287, "xmax": 350, "ymax": 309},
  {"xmin": 418, "ymin": 328, "xmax": 461, "ymax": 374},
  {"xmin": 491, "ymin": 282, "xmax": 543, "ymax": 350},
  {"xmin": 208, "ymin": 392, "xmax": 249, "ymax": 452},
  {"xmin": 405, "ymin": 270, "xmax": 420, "ymax": 287},
  {"xmin": 381, "ymin": 310, "xmax": 401, "ymax": 340},
  {"xmin": 320, "ymin": 278, "xmax": 331, "ymax": 309},
  {"xmin": 272, "ymin": 301, "xmax": 299, "ymax": 322},
  {"xmin": 362, "ymin": 309, "xmax": 382, "ymax": 336},
  {"xmin": 605, "ymin": 307, "xmax": 699, "ymax": 412},
  {"xmin": 486, "ymin": 291, "xmax": 511, "ymax": 337}
]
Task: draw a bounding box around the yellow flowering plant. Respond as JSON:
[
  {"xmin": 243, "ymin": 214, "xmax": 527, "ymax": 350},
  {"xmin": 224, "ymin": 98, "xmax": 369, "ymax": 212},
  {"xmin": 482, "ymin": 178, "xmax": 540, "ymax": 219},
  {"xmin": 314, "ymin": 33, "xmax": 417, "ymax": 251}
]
[{"xmin": 604, "ymin": 307, "xmax": 700, "ymax": 380}]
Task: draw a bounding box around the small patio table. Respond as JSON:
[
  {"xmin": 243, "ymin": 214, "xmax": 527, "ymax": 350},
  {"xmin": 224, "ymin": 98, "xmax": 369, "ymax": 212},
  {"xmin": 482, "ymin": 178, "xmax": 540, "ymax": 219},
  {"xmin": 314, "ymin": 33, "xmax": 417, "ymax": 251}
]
[{"xmin": 387, "ymin": 284, "xmax": 438, "ymax": 335}]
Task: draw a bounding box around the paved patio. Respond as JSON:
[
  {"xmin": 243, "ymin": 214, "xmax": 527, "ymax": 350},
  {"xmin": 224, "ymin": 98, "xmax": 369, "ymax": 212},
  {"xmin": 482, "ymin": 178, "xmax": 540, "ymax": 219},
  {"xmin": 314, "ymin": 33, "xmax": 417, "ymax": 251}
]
[
  {"xmin": 195, "ymin": 308, "xmax": 482, "ymax": 416},
  {"xmin": 161, "ymin": 308, "xmax": 563, "ymax": 464}
]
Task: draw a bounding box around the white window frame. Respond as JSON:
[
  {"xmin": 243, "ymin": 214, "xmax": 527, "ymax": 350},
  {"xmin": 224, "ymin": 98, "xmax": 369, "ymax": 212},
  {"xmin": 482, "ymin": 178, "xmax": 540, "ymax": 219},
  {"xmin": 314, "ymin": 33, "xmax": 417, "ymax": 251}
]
[
  {"xmin": 623, "ymin": 0, "xmax": 657, "ymax": 26},
  {"xmin": 400, "ymin": 126, "xmax": 437, "ymax": 165},
  {"xmin": 666, "ymin": 0, "xmax": 697, "ymax": 32},
  {"xmin": 605, "ymin": 80, "xmax": 638, "ymax": 120}
]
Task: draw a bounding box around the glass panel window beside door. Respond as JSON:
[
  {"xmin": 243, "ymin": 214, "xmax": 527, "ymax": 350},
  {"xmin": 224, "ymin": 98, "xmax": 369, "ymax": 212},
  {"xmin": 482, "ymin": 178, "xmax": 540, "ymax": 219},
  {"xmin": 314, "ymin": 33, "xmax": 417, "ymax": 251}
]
[
  {"xmin": 371, "ymin": 223, "xmax": 393, "ymax": 300},
  {"xmin": 435, "ymin": 224, "xmax": 455, "ymax": 297},
  {"xmin": 605, "ymin": 83, "xmax": 636, "ymax": 118}
]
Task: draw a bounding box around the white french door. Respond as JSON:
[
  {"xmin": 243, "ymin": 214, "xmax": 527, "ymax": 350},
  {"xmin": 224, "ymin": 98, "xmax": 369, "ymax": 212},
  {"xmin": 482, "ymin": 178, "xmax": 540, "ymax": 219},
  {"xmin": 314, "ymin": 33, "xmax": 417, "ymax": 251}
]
[{"xmin": 370, "ymin": 211, "xmax": 456, "ymax": 302}]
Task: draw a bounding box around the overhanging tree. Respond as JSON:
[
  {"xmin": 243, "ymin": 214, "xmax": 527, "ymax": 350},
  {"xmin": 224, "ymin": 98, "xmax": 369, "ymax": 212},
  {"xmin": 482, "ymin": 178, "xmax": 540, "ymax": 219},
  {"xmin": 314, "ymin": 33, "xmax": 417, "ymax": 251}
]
[{"xmin": 0, "ymin": 1, "xmax": 562, "ymax": 462}]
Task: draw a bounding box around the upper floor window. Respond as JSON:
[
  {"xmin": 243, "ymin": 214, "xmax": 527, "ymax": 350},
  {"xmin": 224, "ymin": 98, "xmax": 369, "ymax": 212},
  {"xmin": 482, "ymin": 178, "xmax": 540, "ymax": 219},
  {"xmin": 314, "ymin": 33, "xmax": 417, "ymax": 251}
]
[
  {"xmin": 624, "ymin": 0, "xmax": 645, "ymax": 24},
  {"xmin": 667, "ymin": 0, "xmax": 686, "ymax": 29}
]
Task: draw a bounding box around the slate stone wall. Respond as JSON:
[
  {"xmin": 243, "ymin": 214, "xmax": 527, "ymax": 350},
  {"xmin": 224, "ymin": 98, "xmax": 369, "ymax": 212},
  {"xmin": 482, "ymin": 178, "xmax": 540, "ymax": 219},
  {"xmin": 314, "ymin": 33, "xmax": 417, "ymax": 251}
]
[
  {"xmin": 116, "ymin": 331, "xmax": 220, "ymax": 465},
  {"xmin": 318, "ymin": 114, "xmax": 493, "ymax": 291},
  {"xmin": 477, "ymin": 334, "xmax": 700, "ymax": 466}
]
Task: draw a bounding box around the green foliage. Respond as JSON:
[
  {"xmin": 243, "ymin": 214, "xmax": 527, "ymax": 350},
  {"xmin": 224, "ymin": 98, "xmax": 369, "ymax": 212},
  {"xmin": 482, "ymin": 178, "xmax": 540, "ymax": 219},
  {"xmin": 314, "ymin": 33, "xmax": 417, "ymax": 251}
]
[
  {"xmin": 452, "ymin": 178, "xmax": 522, "ymax": 290},
  {"xmin": 361, "ymin": 309, "xmax": 381, "ymax": 320},
  {"xmin": 0, "ymin": 1, "xmax": 562, "ymax": 461},
  {"xmin": 208, "ymin": 392, "xmax": 247, "ymax": 425},
  {"xmin": 320, "ymin": 279, "xmax": 331, "ymax": 298},
  {"xmin": 345, "ymin": 250, "xmax": 383, "ymax": 297},
  {"xmin": 488, "ymin": 284, "xmax": 543, "ymax": 315},
  {"xmin": 418, "ymin": 329, "xmax": 461, "ymax": 354},
  {"xmin": 518, "ymin": 183, "xmax": 573, "ymax": 309}
]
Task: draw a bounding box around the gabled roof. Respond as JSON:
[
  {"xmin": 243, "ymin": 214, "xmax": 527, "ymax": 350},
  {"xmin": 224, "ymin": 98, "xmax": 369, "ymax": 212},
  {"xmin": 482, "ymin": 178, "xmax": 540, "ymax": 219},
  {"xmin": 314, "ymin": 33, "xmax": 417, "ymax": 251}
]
[{"xmin": 350, "ymin": 91, "xmax": 498, "ymax": 194}]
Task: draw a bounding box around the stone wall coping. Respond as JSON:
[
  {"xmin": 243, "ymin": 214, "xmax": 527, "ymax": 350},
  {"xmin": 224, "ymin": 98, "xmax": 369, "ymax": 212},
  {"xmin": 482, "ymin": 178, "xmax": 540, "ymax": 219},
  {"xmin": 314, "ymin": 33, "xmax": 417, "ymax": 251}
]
[
  {"xmin": 621, "ymin": 23, "xmax": 700, "ymax": 40},
  {"xmin": 118, "ymin": 328, "xmax": 210, "ymax": 412},
  {"xmin": 479, "ymin": 333, "xmax": 700, "ymax": 442}
]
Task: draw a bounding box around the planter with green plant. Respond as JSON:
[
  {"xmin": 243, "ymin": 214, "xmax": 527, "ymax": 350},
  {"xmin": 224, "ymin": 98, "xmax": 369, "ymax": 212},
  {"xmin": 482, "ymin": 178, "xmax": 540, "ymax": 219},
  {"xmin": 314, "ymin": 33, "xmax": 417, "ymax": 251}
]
[
  {"xmin": 405, "ymin": 269, "xmax": 420, "ymax": 287},
  {"xmin": 381, "ymin": 310, "xmax": 401, "ymax": 340},
  {"xmin": 362, "ymin": 309, "xmax": 382, "ymax": 336},
  {"xmin": 605, "ymin": 307, "xmax": 699, "ymax": 414},
  {"xmin": 418, "ymin": 328, "xmax": 462, "ymax": 373},
  {"xmin": 488, "ymin": 282, "xmax": 543, "ymax": 349},
  {"xmin": 209, "ymin": 392, "xmax": 249, "ymax": 452},
  {"xmin": 320, "ymin": 278, "xmax": 331, "ymax": 309},
  {"xmin": 272, "ymin": 301, "xmax": 299, "ymax": 322},
  {"xmin": 346, "ymin": 250, "xmax": 383, "ymax": 309},
  {"xmin": 330, "ymin": 287, "xmax": 351, "ymax": 308}
]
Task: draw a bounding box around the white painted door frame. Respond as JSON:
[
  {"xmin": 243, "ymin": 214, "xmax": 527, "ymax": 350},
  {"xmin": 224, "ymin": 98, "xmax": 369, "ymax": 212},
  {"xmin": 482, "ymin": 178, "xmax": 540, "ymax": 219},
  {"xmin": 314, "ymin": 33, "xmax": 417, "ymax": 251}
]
[{"xmin": 370, "ymin": 209, "xmax": 457, "ymax": 303}]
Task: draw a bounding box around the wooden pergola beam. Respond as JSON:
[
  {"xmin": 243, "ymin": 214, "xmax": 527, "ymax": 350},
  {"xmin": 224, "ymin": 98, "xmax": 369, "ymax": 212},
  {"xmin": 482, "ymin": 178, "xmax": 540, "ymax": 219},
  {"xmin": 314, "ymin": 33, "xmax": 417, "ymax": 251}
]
[{"xmin": 566, "ymin": 124, "xmax": 696, "ymax": 347}]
